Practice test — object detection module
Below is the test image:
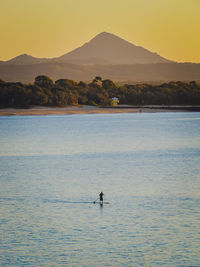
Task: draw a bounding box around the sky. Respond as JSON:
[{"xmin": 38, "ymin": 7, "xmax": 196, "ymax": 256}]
[{"xmin": 1, "ymin": 0, "xmax": 200, "ymax": 62}]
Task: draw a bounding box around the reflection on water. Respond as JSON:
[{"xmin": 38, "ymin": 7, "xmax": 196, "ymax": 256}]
[{"xmin": 0, "ymin": 112, "xmax": 200, "ymax": 266}]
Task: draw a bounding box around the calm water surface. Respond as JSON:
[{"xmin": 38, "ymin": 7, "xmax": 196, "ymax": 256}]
[{"xmin": 0, "ymin": 112, "xmax": 200, "ymax": 266}]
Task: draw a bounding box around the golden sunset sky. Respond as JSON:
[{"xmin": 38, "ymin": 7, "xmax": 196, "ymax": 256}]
[{"xmin": 1, "ymin": 0, "xmax": 200, "ymax": 62}]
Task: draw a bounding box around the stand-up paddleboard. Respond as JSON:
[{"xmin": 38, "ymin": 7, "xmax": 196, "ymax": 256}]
[{"xmin": 93, "ymin": 201, "xmax": 111, "ymax": 204}]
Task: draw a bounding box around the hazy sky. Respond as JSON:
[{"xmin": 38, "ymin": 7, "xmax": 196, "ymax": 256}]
[{"xmin": 1, "ymin": 0, "xmax": 200, "ymax": 62}]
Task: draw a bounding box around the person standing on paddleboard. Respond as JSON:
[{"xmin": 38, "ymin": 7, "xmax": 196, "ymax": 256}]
[{"xmin": 99, "ymin": 192, "xmax": 104, "ymax": 205}]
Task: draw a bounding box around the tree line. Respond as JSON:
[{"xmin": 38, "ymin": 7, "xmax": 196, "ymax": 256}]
[{"xmin": 0, "ymin": 75, "xmax": 200, "ymax": 108}]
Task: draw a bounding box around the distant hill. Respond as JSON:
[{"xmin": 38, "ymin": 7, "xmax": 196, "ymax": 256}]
[
  {"xmin": 0, "ymin": 62, "xmax": 200, "ymax": 83},
  {"xmin": 5, "ymin": 54, "xmax": 53, "ymax": 65}
]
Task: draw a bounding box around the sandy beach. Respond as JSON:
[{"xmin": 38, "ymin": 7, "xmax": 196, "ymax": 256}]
[
  {"xmin": 0, "ymin": 105, "xmax": 199, "ymax": 116},
  {"xmin": 0, "ymin": 106, "xmax": 142, "ymax": 116}
]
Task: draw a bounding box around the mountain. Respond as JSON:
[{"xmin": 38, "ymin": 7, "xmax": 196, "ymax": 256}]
[
  {"xmin": 1, "ymin": 32, "xmax": 200, "ymax": 83},
  {"xmin": 0, "ymin": 62, "xmax": 200, "ymax": 83},
  {"xmin": 58, "ymin": 32, "xmax": 171, "ymax": 64},
  {"xmin": 5, "ymin": 54, "xmax": 52, "ymax": 65},
  {"xmin": 2, "ymin": 32, "xmax": 171, "ymax": 65}
]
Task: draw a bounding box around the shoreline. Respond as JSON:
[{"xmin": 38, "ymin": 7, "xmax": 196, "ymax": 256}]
[{"xmin": 0, "ymin": 105, "xmax": 199, "ymax": 116}]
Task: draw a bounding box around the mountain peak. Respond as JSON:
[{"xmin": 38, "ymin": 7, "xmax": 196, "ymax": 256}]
[
  {"xmin": 93, "ymin": 31, "xmax": 116, "ymax": 38},
  {"xmin": 59, "ymin": 32, "xmax": 170, "ymax": 64},
  {"xmin": 90, "ymin": 32, "xmax": 128, "ymax": 44},
  {"xmin": 19, "ymin": 53, "xmax": 31, "ymax": 57},
  {"xmin": 10, "ymin": 53, "xmax": 32, "ymax": 59},
  {"xmin": 7, "ymin": 54, "xmax": 37, "ymax": 63},
  {"xmin": 96, "ymin": 31, "xmax": 111, "ymax": 36},
  {"xmin": 6, "ymin": 54, "xmax": 51, "ymax": 65}
]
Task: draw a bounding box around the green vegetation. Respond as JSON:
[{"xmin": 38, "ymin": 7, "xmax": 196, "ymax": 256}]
[{"xmin": 0, "ymin": 76, "xmax": 200, "ymax": 108}]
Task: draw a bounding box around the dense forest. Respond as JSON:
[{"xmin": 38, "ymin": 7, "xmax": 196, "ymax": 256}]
[{"xmin": 0, "ymin": 75, "xmax": 200, "ymax": 108}]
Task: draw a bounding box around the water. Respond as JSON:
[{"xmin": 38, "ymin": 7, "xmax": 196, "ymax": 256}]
[{"xmin": 0, "ymin": 112, "xmax": 200, "ymax": 266}]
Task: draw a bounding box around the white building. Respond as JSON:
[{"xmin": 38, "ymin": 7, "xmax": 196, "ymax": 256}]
[{"xmin": 111, "ymin": 97, "xmax": 119, "ymax": 106}]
